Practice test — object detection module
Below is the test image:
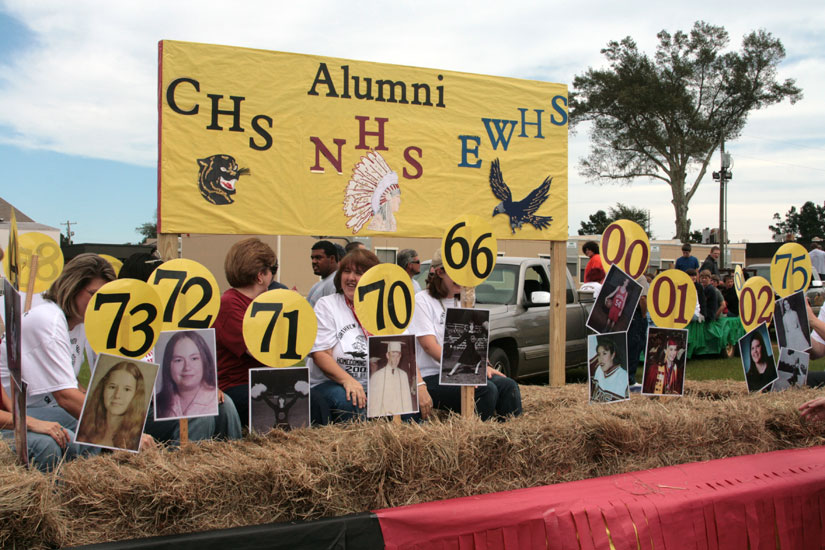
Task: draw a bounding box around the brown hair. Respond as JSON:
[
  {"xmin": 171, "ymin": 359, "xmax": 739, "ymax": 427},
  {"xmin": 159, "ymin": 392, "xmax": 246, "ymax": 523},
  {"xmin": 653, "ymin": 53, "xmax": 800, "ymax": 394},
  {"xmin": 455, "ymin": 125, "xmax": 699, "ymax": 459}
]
[
  {"xmin": 42, "ymin": 253, "xmax": 116, "ymax": 321},
  {"xmin": 426, "ymin": 266, "xmax": 453, "ymax": 299},
  {"xmin": 224, "ymin": 238, "xmax": 276, "ymax": 288},
  {"xmin": 333, "ymin": 249, "xmax": 380, "ymax": 293}
]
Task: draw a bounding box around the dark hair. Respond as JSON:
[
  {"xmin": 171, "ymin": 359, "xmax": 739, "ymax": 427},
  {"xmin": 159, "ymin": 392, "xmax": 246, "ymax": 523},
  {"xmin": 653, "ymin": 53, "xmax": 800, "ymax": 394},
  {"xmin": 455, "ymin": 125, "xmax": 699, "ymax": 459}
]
[
  {"xmin": 224, "ymin": 238, "xmax": 276, "ymax": 288},
  {"xmin": 156, "ymin": 331, "xmax": 216, "ymax": 417},
  {"xmin": 76, "ymin": 361, "xmax": 146, "ymax": 449},
  {"xmin": 345, "ymin": 241, "xmax": 365, "ymax": 253},
  {"xmin": 312, "ymin": 240, "xmax": 340, "ymax": 261},
  {"xmin": 426, "ymin": 266, "xmax": 453, "ymax": 299},
  {"xmin": 119, "ymin": 251, "xmax": 163, "ymax": 282},
  {"xmin": 685, "ymin": 268, "xmax": 698, "ymax": 277},
  {"xmin": 681, "ymin": 243, "xmax": 692, "ymax": 252},
  {"xmin": 43, "ymin": 254, "xmax": 116, "ymax": 321},
  {"xmin": 710, "ymin": 246, "xmax": 720, "ymax": 253},
  {"xmin": 596, "ymin": 337, "xmax": 616, "ymax": 356},
  {"xmin": 333, "ymin": 249, "xmax": 380, "ymax": 293},
  {"xmin": 582, "ymin": 241, "xmax": 599, "ymax": 255}
]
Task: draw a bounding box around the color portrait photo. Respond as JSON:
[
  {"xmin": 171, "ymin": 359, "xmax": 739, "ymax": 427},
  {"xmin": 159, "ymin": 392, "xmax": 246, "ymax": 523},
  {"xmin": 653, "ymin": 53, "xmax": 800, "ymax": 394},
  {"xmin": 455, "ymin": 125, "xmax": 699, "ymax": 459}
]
[
  {"xmin": 153, "ymin": 329, "xmax": 219, "ymax": 421},
  {"xmin": 75, "ymin": 353, "xmax": 158, "ymax": 453},
  {"xmin": 586, "ymin": 265, "xmax": 642, "ymax": 334},
  {"xmin": 642, "ymin": 327, "xmax": 688, "ymax": 397},
  {"xmin": 367, "ymin": 335, "xmax": 418, "ymax": 417},
  {"xmin": 588, "ymin": 332, "xmax": 630, "ymax": 404},
  {"xmin": 738, "ymin": 323, "xmax": 778, "ymax": 393}
]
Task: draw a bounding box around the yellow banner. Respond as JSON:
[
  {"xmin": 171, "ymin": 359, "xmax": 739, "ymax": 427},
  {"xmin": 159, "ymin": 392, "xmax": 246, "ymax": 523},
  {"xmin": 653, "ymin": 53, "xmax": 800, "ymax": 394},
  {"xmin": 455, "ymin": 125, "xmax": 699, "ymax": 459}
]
[{"xmin": 159, "ymin": 40, "xmax": 568, "ymax": 240}]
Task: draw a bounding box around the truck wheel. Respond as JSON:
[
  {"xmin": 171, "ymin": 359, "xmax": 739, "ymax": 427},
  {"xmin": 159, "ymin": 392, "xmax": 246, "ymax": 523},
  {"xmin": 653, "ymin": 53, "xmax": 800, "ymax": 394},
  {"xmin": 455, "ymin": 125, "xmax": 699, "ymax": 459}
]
[{"xmin": 489, "ymin": 347, "xmax": 512, "ymax": 378}]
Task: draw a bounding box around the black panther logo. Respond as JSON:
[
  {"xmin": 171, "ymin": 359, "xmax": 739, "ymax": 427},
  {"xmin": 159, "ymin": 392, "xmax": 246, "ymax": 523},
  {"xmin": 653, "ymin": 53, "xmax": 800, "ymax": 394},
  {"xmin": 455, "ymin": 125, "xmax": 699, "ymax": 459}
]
[{"xmin": 197, "ymin": 155, "xmax": 250, "ymax": 205}]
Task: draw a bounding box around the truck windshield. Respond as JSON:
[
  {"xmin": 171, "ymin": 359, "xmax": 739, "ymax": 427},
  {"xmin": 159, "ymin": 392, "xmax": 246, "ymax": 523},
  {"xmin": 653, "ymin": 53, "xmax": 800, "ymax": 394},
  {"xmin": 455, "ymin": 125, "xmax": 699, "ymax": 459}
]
[{"xmin": 475, "ymin": 264, "xmax": 519, "ymax": 305}]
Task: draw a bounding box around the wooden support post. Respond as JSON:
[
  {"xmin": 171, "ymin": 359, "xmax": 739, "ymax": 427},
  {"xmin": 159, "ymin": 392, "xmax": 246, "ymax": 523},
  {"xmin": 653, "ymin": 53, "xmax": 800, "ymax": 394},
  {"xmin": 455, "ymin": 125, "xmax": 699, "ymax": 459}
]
[
  {"xmin": 548, "ymin": 240, "xmax": 567, "ymax": 387},
  {"xmin": 460, "ymin": 285, "xmax": 476, "ymax": 418},
  {"xmin": 23, "ymin": 256, "xmax": 38, "ymax": 312},
  {"xmin": 157, "ymin": 233, "xmax": 188, "ymax": 445},
  {"xmin": 392, "ymin": 414, "xmax": 402, "ymax": 425}
]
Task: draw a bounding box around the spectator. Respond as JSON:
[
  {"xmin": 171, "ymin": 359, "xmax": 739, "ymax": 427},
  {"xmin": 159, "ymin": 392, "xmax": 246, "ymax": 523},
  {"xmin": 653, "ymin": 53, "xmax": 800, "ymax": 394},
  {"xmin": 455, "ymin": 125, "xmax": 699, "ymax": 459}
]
[
  {"xmin": 582, "ymin": 241, "xmax": 604, "ymax": 283},
  {"xmin": 699, "ymin": 269, "xmax": 721, "ymax": 320},
  {"xmin": 345, "ymin": 241, "xmax": 366, "ymax": 253},
  {"xmin": 675, "ymin": 243, "xmax": 699, "ymax": 273},
  {"xmin": 810, "ymin": 243, "xmax": 825, "ymax": 279},
  {"xmin": 397, "ymin": 249, "xmax": 422, "ymax": 293},
  {"xmin": 306, "ymin": 241, "xmax": 339, "ymax": 306},
  {"xmin": 700, "ymin": 246, "xmax": 720, "ymax": 276},
  {"xmin": 686, "ymin": 268, "xmax": 706, "ymax": 322},
  {"xmin": 721, "ymin": 274, "xmax": 739, "ymax": 317}
]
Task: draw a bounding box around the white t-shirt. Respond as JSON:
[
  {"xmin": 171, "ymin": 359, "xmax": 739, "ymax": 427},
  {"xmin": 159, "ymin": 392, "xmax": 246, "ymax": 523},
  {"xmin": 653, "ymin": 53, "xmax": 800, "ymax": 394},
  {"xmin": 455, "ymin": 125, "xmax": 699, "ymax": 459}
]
[
  {"xmin": 811, "ymin": 306, "xmax": 825, "ymax": 347},
  {"xmin": 810, "ymin": 249, "xmax": 825, "ymax": 275},
  {"xmin": 407, "ymin": 291, "xmax": 460, "ymax": 378},
  {"xmin": 0, "ymin": 301, "xmax": 86, "ymax": 408},
  {"xmin": 307, "ymin": 293, "xmax": 369, "ymax": 390}
]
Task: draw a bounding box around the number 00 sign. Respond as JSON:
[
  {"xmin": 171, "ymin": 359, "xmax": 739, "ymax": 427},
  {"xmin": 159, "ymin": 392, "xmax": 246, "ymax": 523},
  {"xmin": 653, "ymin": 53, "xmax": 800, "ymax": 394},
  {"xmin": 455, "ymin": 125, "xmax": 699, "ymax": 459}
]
[{"xmin": 600, "ymin": 220, "xmax": 650, "ymax": 280}]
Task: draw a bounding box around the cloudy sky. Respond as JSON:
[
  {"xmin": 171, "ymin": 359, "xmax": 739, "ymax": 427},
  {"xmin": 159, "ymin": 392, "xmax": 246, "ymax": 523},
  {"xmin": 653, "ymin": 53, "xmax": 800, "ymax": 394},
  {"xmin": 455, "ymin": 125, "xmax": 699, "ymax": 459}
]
[{"xmin": 0, "ymin": 0, "xmax": 822, "ymax": 244}]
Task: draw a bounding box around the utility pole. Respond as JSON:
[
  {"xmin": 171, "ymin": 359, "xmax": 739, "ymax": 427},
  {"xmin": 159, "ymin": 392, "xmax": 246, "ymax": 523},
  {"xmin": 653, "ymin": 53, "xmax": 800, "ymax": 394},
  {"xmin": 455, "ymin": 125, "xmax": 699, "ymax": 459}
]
[
  {"xmin": 712, "ymin": 143, "xmax": 732, "ymax": 270},
  {"xmin": 61, "ymin": 221, "xmax": 77, "ymax": 245}
]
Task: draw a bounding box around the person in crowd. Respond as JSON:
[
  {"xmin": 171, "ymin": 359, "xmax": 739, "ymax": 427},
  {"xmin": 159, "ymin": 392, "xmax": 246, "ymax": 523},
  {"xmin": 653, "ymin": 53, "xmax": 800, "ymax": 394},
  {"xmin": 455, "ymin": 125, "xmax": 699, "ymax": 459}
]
[
  {"xmin": 809, "ymin": 243, "xmax": 825, "ymax": 279},
  {"xmin": 214, "ymin": 238, "xmax": 278, "ymax": 427},
  {"xmin": 698, "ymin": 270, "xmax": 720, "ymax": 320},
  {"xmin": 267, "ymin": 255, "xmax": 288, "ymax": 290},
  {"xmin": 721, "ymin": 274, "xmax": 739, "ymax": 317},
  {"xmin": 118, "ymin": 251, "xmax": 242, "ymax": 442},
  {"xmin": 711, "ymin": 274, "xmax": 726, "ymax": 316},
  {"xmin": 686, "ymin": 268, "xmax": 706, "ymax": 322},
  {"xmin": 306, "ymin": 240, "xmax": 339, "ymax": 306},
  {"xmin": 0, "ymin": 383, "xmax": 85, "ymax": 471},
  {"xmin": 397, "ymin": 248, "xmax": 422, "ymax": 293},
  {"xmin": 675, "ymin": 243, "xmax": 699, "ymax": 272},
  {"xmin": 307, "ymin": 249, "xmax": 383, "ymax": 421},
  {"xmin": 582, "ymin": 241, "xmax": 604, "ymax": 283},
  {"xmin": 579, "ymin": 266, "xmax": 605, "ymax": 300},
  {"xmin": 345, "ymin": 241, "xmax": 365, "ymax": 253},
  {"xmin": 590, "ymin": 337, "xmax": 629, "ymax": 403},
  {"xmin": 745, "ymin": 331, "xmax": 776, "ymax": 392},
  {"xmin": 700, "ymin": 246, "xmax": 720, "ymax": 276},
  {"xmin": 156, "ymin": 331, "xmax": 219, "ymax": 418},
  {"xmin": 408, "ymin": 249, "xmax": 521, "ymax": 421},
  {"xmin": 75, "ymin": 361, "xmax": 147, "ymax": 451},
  {"xmin": 0, "ymin": 254, "xmax": 157, "ymax": 451}
]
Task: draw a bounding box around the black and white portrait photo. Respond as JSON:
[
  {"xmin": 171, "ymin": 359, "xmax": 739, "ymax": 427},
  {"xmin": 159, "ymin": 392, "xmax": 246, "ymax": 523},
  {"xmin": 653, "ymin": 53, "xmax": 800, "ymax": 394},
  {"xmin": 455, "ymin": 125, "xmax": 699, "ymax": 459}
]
[
  {"xmin": 367, "ymin": 335, "xmax": 418, "ymax": 417},
  {"xmin": 773, "ymin": 291, "xmax": 811, "ymax": 352},
  {"xmin": 440, "ymin": 308, "xmax": 490, "ymax": 386},
  {"xmin": 248, "ymin": 367, "xmax": 310, "ymax": 433}
]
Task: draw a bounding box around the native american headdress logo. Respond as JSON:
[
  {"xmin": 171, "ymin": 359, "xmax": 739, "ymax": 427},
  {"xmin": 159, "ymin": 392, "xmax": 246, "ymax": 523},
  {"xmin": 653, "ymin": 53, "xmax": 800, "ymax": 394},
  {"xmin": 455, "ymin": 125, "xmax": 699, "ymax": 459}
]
[{"xmin": 343, "ymin": 151, "xmax": 401, "ymax": 234}]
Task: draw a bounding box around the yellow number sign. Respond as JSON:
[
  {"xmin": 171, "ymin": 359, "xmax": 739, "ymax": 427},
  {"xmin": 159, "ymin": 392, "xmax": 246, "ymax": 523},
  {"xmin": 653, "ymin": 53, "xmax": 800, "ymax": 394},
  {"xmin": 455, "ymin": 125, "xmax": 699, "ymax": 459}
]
[
  {"xmin": 739, "ymin": 276, "xmax": 774, "ymax": 333},
  {"xmin": 600, "ymin": 220, "xmax": 650, "ymax": 280},
  {"xmin": 770, "ymin": 243, "xmax": 812, "ymax": 298},
  {"xmin": 648, "ymin": 270, "xmax": 697, "ymax": 329},
  {"xmin": 734, "ymin": 265, "xmax": 745, "ymax": 298},
  {"xmin": 85, "ymin": 279, "xmax": 162, "ymax": 358},
  {"xmin": 148, "ymin": 258, "xmax": 221, "ymax": 331},
  {"xmin": 1, "ymin": 232, "xmax": 63, "ymax": 293},
  {"xmin": 99, "ymin": 254, "xmax": 123, "ymax": 277},
  {"xmin": 441, "ymin": 215, "xmax": 498, "ymax": 287},
  {"xmin": 354, "ymin": 264, "xmax": 415, "ymax": 335},
  {"xmin": 243, "ymin": 289, "xmax": 317, "ymax": 367}
]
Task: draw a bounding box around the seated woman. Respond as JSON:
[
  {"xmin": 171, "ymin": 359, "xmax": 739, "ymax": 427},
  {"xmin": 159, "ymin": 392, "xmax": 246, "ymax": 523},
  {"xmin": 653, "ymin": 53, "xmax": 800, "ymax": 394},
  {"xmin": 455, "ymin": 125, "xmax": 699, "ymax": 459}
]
[
  {"xmin": 407, "ymin": 250, "xmax": 521, "ymax": 421},
  {"xmin": 0, "ymin": 254, "xmax": 157, "ymax": 451},
  {"xmin": 0, "ymin": 383, "xmax": 86, "ymax": 471},
  {"xmin": 76, "ymin": 361, "xmax": 148, "ymax": 451},
  {"xmin": 118, "ymin": 251, "xmax": 242, "ymax": 442},
  {"xmin": 308, "ymin": 249, "xmax": 395, "ymax": 421},
  {"xmin": 156, "ymin": 330, "xmax": 219, "ymax": 419}
]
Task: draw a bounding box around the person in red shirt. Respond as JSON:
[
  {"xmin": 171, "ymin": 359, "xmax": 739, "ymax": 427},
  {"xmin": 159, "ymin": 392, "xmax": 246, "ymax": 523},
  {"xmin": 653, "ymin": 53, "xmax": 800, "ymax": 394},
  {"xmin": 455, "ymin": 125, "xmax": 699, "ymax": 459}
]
[
  {"xmin": 214, "ymin": 238, "xmax": 277, "ymax": 427},
  {"xmin": 582, "ymin": 241, "xmax": 604, "ymax": 283}
]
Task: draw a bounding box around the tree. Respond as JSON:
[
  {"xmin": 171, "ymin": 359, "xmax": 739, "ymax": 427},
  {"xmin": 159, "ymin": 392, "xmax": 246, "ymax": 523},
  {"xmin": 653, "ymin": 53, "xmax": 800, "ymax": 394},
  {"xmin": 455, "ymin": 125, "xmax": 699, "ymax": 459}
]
[
  {"xmin": 578, "ymin": 203, "xmax": 651, "ymax": 236},
  {"xmin": 570, "ymin": 21, "xmax": 802, "ymax": 243},
  {"xmin": 135, "ymin": 211, "xmax": 157, "ymax": 242},
  {"xmin": 769, "ymin": 201, "xmax": 825, "ymax": 241}
]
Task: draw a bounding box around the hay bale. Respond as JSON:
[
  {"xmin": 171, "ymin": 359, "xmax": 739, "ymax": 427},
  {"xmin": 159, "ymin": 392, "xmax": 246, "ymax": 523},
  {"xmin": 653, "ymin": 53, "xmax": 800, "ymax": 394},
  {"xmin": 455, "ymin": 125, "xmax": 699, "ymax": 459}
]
[{"xmin": 5, "ymin": 381, "xmax": 825, "ymax": 547}]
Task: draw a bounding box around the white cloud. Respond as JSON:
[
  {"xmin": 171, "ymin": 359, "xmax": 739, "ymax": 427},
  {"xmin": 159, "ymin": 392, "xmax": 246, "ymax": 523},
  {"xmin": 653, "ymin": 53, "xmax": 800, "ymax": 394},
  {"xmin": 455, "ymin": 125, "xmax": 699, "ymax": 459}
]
[{"xmin": 0, "ymin": 0, "xmax": 823, "ymax": 242}]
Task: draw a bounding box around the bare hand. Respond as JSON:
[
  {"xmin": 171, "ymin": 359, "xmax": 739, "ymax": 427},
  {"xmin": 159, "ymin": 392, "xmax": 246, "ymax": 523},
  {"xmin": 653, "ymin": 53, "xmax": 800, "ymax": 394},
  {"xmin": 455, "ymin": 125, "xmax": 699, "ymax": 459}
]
[
  {"xmin": 342, "ymin": 378, "xmax": 366, "ymax": 409},
  {"xmin": 29, "ymin": 418, "xmax": 69, "ymax": 449},
  {"xmin": 217, "ymin": 389, "xmax": 225, "ymax": 404},
  {"xmin": 799, "ymin": 397, "xmax": 825, "ymax": 422},
  {"xmin": 487, "ymin": 365, "xmax": 504, "ymax": 379},
  {"xmin": 418, "ymin": 385, "xmax": 433, "ymax": 419},
  {"xmin": 139, "ymin": 433, "xmax": 157, "ymax": 452}
]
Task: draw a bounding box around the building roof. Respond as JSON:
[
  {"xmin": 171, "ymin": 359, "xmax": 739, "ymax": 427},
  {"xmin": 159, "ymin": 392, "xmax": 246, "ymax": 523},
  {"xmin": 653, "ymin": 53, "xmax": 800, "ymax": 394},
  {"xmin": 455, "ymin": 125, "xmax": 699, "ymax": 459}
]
[{"xmin": 0, "ymin": 197, "xmax": 34, "ymax": 223}]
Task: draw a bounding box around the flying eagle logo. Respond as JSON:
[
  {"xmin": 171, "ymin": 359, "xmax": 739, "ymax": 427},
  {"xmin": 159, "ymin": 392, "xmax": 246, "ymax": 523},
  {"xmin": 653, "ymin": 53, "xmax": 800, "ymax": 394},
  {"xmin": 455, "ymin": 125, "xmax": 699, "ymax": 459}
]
[{"xmin": 489, "ymin": 159, "xmax": 553, "ymax": 234}]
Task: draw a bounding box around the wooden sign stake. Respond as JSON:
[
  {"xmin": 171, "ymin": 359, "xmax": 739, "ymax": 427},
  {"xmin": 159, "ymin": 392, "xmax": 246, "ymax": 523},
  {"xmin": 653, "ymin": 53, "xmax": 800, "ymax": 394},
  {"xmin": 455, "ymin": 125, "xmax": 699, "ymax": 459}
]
[{"xmin": 460, "ymin": 285, "xmax": 476, "ymax": 419}]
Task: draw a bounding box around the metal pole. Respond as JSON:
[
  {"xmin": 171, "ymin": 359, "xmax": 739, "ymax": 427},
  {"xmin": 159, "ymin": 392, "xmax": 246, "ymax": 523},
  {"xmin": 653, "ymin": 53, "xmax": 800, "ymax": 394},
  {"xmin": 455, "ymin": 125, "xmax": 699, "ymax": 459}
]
[{"xmin": 718, "ymin": 141, "xmax": 726, "ymax": 270}]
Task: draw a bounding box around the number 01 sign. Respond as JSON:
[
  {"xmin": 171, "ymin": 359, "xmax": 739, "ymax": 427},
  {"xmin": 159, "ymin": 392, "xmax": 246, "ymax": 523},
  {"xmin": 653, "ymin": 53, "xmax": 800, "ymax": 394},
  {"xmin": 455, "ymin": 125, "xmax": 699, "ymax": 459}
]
[{"xmin": 648, "ymin": 269, "xmax": 697, "ymax": 329}]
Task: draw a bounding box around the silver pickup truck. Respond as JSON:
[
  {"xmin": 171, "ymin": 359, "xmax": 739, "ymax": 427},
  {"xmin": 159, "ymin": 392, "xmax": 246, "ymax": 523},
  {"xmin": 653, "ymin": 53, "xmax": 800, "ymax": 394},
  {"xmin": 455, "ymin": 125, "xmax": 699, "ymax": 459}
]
[{"xmin": 415, "ymin": 257, "xmax": 591, "ymax": 380}]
